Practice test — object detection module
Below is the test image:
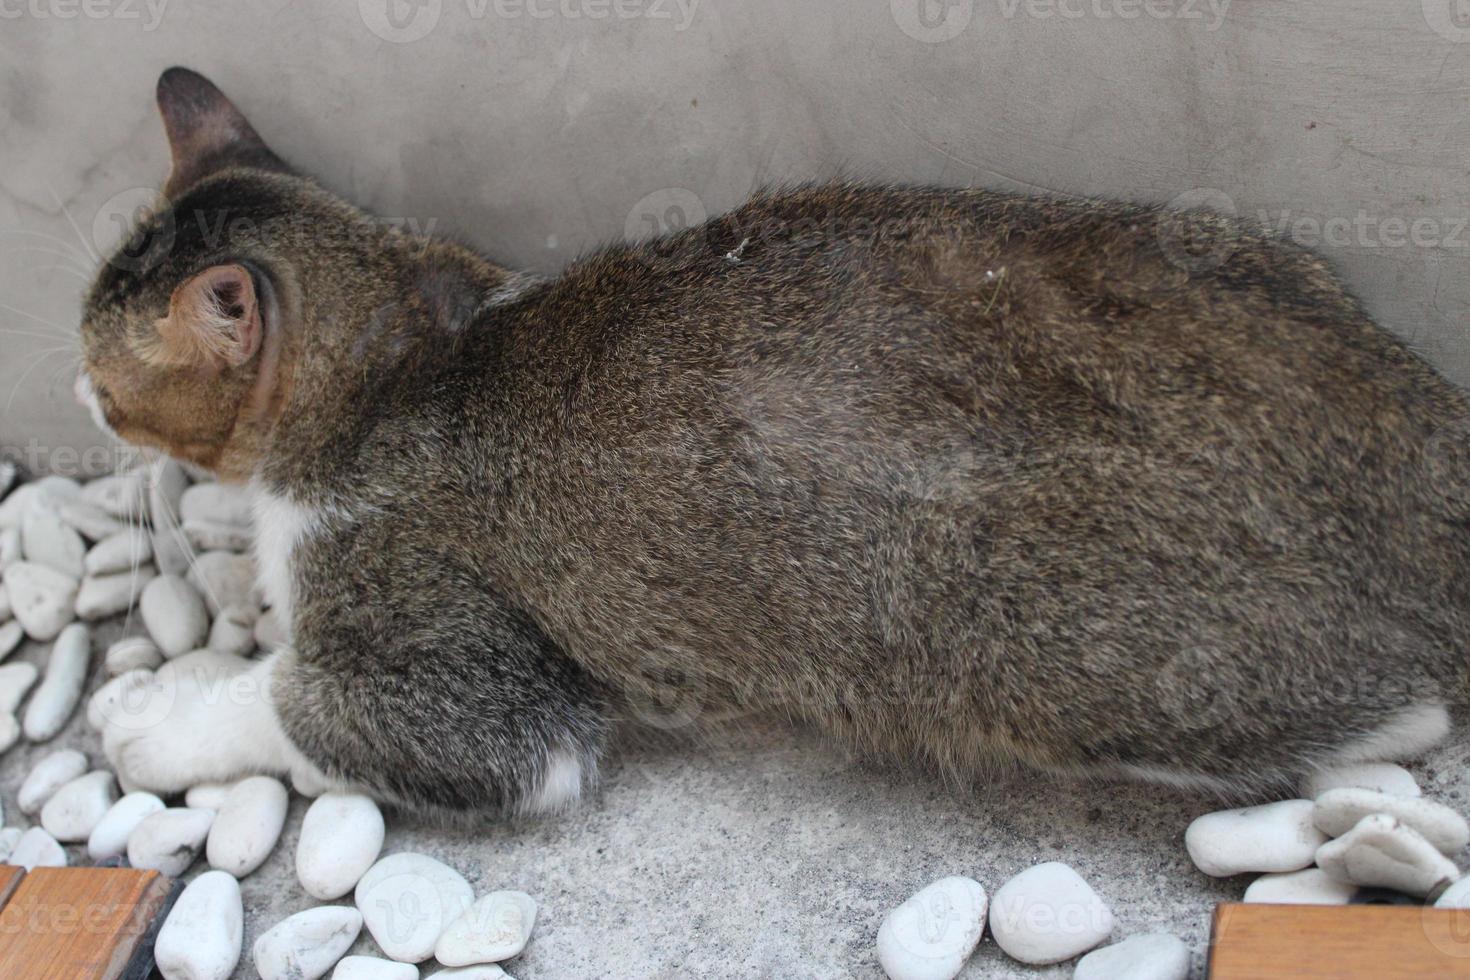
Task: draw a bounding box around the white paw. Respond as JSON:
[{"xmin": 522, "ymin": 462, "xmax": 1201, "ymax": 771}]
[{"xmin": 97, "ymin": 650, "xmax": 292, "ymax": 795}]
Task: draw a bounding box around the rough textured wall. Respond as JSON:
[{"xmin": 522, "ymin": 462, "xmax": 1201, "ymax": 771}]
[{"xmin": 3, "ymin": 0, "xmax": 1467, "ymax": 473}]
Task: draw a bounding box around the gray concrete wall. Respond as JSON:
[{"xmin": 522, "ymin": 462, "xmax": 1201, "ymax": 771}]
[{"xmin": 3, "ymin": 0, "xmax": 1468, "ymax": 475}]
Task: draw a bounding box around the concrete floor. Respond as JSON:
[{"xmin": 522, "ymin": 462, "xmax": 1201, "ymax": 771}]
[{"xmin": 2, "ymin": 618, "xmax": 1465, "ymax": 979}]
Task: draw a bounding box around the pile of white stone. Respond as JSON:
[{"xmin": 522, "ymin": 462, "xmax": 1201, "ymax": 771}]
[
  {"xmin": 875, "ymin": 862, "xmax": 1186, "ymax": 980},
  {"xmin": 0, "ymin": 464, "xmax": 539, "ymax": 979},
  {"xmin": 876, "ymin": 761, "xmax": 1470, "ymax": 980},
  {"xmin": 1186, "ymin": 762, "xmax": 1470, "ymax": 906}
]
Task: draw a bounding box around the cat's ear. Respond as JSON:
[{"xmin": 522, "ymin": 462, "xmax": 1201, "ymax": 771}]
[
  {"xmin": 146, "ymin": 264, "xmax": 263, "ymax": 371},
  {"xmin": 156, "ymin": 67, "xmax": 288, "ymax": 199}
]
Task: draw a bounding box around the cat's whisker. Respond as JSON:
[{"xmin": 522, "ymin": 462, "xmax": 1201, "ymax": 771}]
[
  {"xmin": 4, "ymin": 246, "xmax": 94, "ymax": 280},
  {"xmin": 3, "ymin": 346, "xmax": 75, "ymax": 417},
  {"xmin": 0, "ymin": 327, "xmax": 79, "ymax": 344},
  {"xmin": 0, "ymin": 301, "xmax": 80, "ymax": 337},
  {"xmin": 0, "ymin": 229, "xmax": 94, "ymax": 266},
  {"xmin": 44, "ymin": 179, "xmax": 101, "ymax": 265}
]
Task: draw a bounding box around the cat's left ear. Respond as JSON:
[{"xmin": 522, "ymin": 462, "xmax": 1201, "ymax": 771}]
[
  {"xmin": 147, "ymin": 264, "xmax": 263, "ymax": 371},
  {"xmin": 156, "ymin": 67, "xmax": 289, "ymax": 199}
]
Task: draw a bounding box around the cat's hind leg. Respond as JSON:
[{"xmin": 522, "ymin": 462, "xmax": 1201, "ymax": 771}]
[{"xmin": 267, "ymin": 604, "xmax": 610, "ymax": 818}]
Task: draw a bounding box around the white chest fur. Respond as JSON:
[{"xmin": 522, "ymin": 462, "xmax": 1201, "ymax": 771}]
[{"xmin": 249, "ymin": 480, "xmax": 323, "ymax": 628}]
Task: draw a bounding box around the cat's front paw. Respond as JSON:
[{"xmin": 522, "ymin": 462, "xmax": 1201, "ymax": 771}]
[{"xmin": 95, "ymin": 650, "xmax": 292, "ymax": 794}]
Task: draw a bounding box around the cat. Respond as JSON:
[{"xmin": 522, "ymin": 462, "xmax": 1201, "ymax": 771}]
[{"xmin": 78, "ymin": 67, "xmax": 1470, "ymax": 816}]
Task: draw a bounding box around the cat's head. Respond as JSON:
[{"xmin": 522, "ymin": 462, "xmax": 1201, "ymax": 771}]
[{"xmin": 78, "ymin": 68, "xmax": 366, "ymax": 480}]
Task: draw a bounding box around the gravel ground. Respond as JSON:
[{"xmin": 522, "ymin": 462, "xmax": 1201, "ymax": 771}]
[{"xmin": 3, "ymin": 617, "xmax": 1467, "ymax": 979}]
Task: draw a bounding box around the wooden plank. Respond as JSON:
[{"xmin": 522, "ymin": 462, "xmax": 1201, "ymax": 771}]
[
  {"xmin": 0, "ymin": 866, "xmax": 25, "ymax": 911},
  {"xmin": 0, "ymin": 867, "xmax": 171, "ymax": 980},
  {"xmin": 1210, "ymin": 902, "xmax": 1470, "ymax": 978}
]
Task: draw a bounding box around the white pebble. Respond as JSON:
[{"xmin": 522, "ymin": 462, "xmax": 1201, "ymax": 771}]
[
  {"xmin": 253, "ymin": 906, "xmax": 363, "ymax": 980},
  {"xmin": 83, "ymin": 472, "xmax": 148, "ymax": 520},
  {"xmin": 0, "ymin": 485, "xmax": 37, "ymax": 530},
  {"xmin": 0, "ymin": 661, "xmax": 38, "ymax": 713},
  {"xmin": 152, "ymin": 522, "xmax": 193, "ymax": 577},
  {"xmin": 105, "ymin": 635, "xmax": 162, "ymax": 675},
  {"xmin": 187, "ymin": 551, "xmax": 258, "ymax": 616},
  {"xmin": 35, "ymin": 476, "xmax": 83, "ymax": 501},
  {"xmin": 1313, "ymin": 788, "xmax": 1469, "ymax": 855},
  {"xmin": 298, "ymin": 793, "xmax": 385, "ymax": 900},
  {"xmin": 56, "ymin": 498, "xmax": 126, "ymax": 541},
  {"xmin": 76, "ymin": 566, "xmax": 156, "ymax": 621},
  {"xmin": 84, "ymin": 528, "xmax": 153, "ymax": 576},
  {"xmin": 88, "ymin": 791, "xmax": 166, "ymax": 860},
  {"xmin": 185, "ymin": 781, "xmax": 239, "ymax": 810},
  {"xmin": 184, "ymin": 521, "xmax": 252, "ymax": 553},
  {"xmin": 1073, "ymin": 932, "xmax": 1190, "ymax": 980},
  {"xmin": 9, "ymin": 826, "xmax": 66, "ymax": 869},
  {"xmin": 21, "ymin": 504, "xmax": 86, "ymax": 578},
  {"xmin": 154, "ymin": 869, "xmax": 243, "ymax": 980},
  {"xmin": 332, "ymin": 956, "xmax": 420, "ymax": 979},
  {"xmin": 0, "ymin": 827, "xmax": 21, "ymax": 861},
  {"xmin": 19, "ymin": 748, "xmax": 88, "ymax": 813},
  {"xmin": 874, "ymin": 875, "xmax": 987, "ymax": 980},
  {"xmin": 428, "ymin": 966, "xmax": 508, "ymax": 979},
  {"xmin": 181, "ymin": 483, "xmax": 254, "ymax": 528},
  {"xmin": 1243, "ymin": 867, "xmax": 1356, "ymax": 905},
  {"xmin": 255, "ymin": 608, "xmax": 287, "ymax": 650},
  {"xmin": 23, "ymin": 622, "xmax": 91, "ymax": 741},
  {"xmin": 1316, "ymin": 813, "xmax": 1459, "ymax": 898},
  {"xmin": 436, "ymin": 890, "xmax": 538, "ymax": 967},
  {"xmin": 0, "ymin": 527, "xmax": 19, "ymax": 567},
  {"xmin": 206, "ymin": 775, "xmax": 288, "ymax": 877},
  {"xmin": 150, "ymin": 461, "xmax": 193, "ymax": 576},
  {"xmin": 3, "ymin": 561, "xmax": 79, "ymax": 640},
  {"xmin": 207, "ymin": 606, "xmax": 257, "ymax": 656},
  {"xmin": 0, "ymin": 583, "xmax": 10, "ymax": 621},
  {"xmin": 1435, "ymin": 877, "xmax": 1470, "ymax": 909},
  {"xmin": 987, "ymin": 862, "xmax": 1113, "ymax": 966},
  {"xmin": 140, "ymin": 574, "xmax": 210, "ymax": 657},
  {"xmin": 127, "ymin": 807, "xmax": 216, "ymax": 877},
  {"xmin": 40, "ymin": 769, "xmax": 116, "ymax": 842},
  {"xmin": 356, "ymin": 852, "xmax": 474, "ymax": 962},
  {"xmin": 0, "ymin": 620, "xmax": 21, "ymax": 661},
  {"xmin": 1184, "ymin": 800, "xmax": 1325, "ymax": 877}
]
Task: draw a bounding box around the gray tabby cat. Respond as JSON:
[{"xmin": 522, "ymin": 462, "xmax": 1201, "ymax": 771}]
[{"xmin": 79, "ymin": 68, "xmax": 1470, "ymax": 816}]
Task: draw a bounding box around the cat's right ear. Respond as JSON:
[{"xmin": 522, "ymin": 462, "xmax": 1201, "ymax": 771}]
[
  {"xmin": 156, "ymin": 67, "xmax": 289, "ymax": 199},
  {"xmin": 142, "ymin": 263, "xmax": 264, "ymax": 372}
]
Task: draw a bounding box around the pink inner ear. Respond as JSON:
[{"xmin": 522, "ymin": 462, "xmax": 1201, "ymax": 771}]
[{"xmin": 152, "ymin": 264, "xmax": 263, "ymax": 369}]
